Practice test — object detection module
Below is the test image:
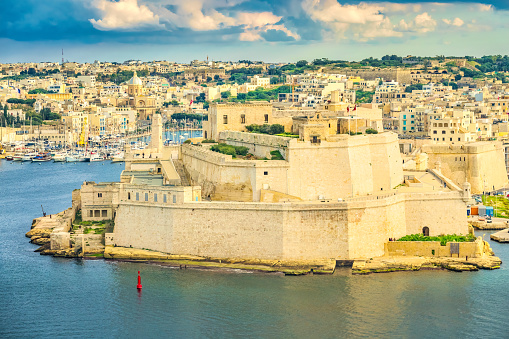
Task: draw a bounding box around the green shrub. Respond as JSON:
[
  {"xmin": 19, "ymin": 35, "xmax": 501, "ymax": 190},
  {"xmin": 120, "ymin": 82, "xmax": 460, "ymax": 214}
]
[
  {"xmin": 365, "ymin": 128, "xmax": 378, "ymax": 134},
  {"xmin": 183, "ymin": 139, "xmax": 191, "ymax": 144},
  {"xmin": 210, "ymin": 143, "xmax": 249, "ymax": 157},
  {"xmin": 201, "ymin": 139, "xmax": 216, "ymax": 143},
  {"xmin": 270, "ymin": 150, "xmax": 284, "ymax": 160},
  {"xmin": 397, "ymin": 233, "xmax": 475, "ymax": 246},
  {"xmin": 246, "ymin": 124, "xmax": 285, "ymax": 135}
]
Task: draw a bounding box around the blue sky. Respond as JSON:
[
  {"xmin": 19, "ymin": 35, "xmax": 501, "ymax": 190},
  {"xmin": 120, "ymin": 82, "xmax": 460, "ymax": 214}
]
[{"xmin": 1, "ymin": 0, "xmax": 509, "ymax": 63}]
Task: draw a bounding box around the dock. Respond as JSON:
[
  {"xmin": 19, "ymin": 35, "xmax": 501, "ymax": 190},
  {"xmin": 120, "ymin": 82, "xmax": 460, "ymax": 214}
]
[{"xmin": 490, "ymin": 229, "xmax": 509, "ymax": 243}]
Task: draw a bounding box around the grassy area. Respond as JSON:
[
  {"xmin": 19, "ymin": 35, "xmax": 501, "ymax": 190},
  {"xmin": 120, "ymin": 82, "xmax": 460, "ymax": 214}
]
[
  {"xmin": 483, "ymin": 196, "xmax": 509, "ymax": 218},
  {"xmin": 397, "ymin": 233, "xmax": 475, "ymax": 246}
]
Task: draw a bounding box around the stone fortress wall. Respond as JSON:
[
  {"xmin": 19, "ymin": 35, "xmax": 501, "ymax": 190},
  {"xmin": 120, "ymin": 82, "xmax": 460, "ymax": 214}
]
[
  {"xmin": 183, "ymin": 132, "xmax": 403, "ymax": 202},
  {"xmin": 423, "ymin": 142, "xmax": 508, "ymax": 193},
  {"xmin": 110, "ymin": 190, "xmax": 467, "ymax": 261}
]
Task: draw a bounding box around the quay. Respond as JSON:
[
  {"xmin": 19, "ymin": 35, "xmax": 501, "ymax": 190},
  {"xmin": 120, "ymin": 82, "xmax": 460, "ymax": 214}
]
[{"xmin": 491, "ymin": 229, "xmax": 509, "ymax": 243}]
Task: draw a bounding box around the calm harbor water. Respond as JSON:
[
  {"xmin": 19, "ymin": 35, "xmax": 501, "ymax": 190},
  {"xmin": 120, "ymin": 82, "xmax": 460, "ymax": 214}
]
[{"xmin": 1, "ymin": 160, "xmax": 508, "ymax": 338}]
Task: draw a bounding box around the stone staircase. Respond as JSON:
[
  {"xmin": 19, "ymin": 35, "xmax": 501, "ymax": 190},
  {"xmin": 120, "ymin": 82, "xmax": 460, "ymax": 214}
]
[{"xmin": 172, "ymin": 159, "xmax": 190, "ymax": 186}]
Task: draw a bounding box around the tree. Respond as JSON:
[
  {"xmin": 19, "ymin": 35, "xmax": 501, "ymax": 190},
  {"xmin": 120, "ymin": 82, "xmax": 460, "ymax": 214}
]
[
  {"xmin": 214, "ymin": 75, "xmax": 220, "ymax": 81},
  {"xmin": 237, "ymin": 93, "xmax": 247, "ymax": 100},
  {"xmin": 455, "ymin": 74, "xmax": 462, "ymax": 81},
  {"xmin": 296, "ymin": 60, "xmax": 308, "ymax": 68},
  {"xmin": 206, "ymin": 77, "xmax": 212, "ymax": 82},
  {"xmin": 221, "ymin": 91, "xmax": 231, "ymax": 99}
]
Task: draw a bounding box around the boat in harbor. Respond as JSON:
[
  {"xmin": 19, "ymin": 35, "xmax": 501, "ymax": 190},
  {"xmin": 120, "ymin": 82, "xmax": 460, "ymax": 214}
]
[
  {"xmin": 21, "ymin": 152, "xmax": 37, "ymax": 162},
  {"xmin": 79, "ymin": 153, "xmax": 90, "ymax": 162},
  {"xmin": 32, "ymin": 153, "xmax": 52, "ymax": 162},
  {"xmin": 66, "ymin": 154, "xmax": 80, "ymax": 162},
  {"xmin": 89, "ymin": 153, "xmax": 104, "ymax": 162},
  {"xmin": 53, "ymin": 153, "xmax": 66, "ymax": 162},
  {"xmin": 111, "ymin": 151, "xmax": 125, "ymax": 162},
  {"xmin": 12, "ymin": 153, "xmax": 25, "ymax": 161}
]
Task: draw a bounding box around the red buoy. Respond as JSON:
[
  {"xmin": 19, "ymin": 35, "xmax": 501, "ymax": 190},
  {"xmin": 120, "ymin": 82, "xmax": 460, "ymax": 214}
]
[{"xmin": 137, "ymin": 271, "xmax": 142, "ymax": 290}]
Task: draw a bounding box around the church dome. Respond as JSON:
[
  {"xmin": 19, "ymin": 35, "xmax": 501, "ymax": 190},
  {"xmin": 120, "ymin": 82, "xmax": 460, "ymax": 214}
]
[{"xmin": 128, "ymin": 71, "xmax": 142, "ymax": 86}]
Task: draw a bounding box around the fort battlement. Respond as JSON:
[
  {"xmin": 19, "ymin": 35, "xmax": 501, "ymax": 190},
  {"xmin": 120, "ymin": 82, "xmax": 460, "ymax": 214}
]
[{"xmin": 111, "ymin": 189, "xmax": 467, "ymax": 261}]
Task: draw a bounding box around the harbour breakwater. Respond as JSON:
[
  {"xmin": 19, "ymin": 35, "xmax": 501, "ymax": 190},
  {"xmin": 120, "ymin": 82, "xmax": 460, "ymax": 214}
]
[{"xmin": 26, "ymin": 207, "xmax": 502, "ymax": 275}]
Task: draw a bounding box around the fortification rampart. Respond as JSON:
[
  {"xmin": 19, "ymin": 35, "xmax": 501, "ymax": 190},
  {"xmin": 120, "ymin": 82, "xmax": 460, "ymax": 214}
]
[
  {"xmin": 423, "ymin": 142, "xmax": 508, "ymax": 193},
  {"xmin": 112, "ymin": 191, "xmax": 468, "ymax": 261},
  {"xmin": 219, "ymin": 131, "xmax": 293, "ymax": 159},
  {"xmin": 181, "ymin": 144, "xmax": 289, "ymax": 201}
]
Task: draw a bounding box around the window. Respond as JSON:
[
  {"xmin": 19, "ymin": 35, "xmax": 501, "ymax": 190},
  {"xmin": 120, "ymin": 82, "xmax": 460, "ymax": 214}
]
[
  {"xmin": 241, "ymin": 114, "xmax": 245, "ymax": 124},
  {"xmin": 136, "ymin": 192, "xmax": 139, "ymax": 201},
  {"xmin": 128, "ymin": 192, "xmax": 131, "ymax": 200},
  {"xmin": 442, "ymin": 138, "xmax": 445, "ymax": 141},
  {"xmin": 98, "ymin": 193, "xmax": 102, "ymax": 198},
  {"xmin": 458, "ymin": 138, "xmax": 461, "ymax": 141},
  {"xmin": 403, "ymin": 121, "xmax": 406, "ymax": 125},
  {"xmin": 94, "ymin": 210, "xmax": 100, "ymax": 217},
  {"xmin": 403, "ymin": 115, "xmax": 406, "ymax": 119},
  {"xmin": 450, "ymin": 138, "xmax": 452, "ymax": 141},
  {"xmin": 442, "ymin": 131, "xmax": 446, "ymax": 134},
  {"xmin": 433, "ymin": 130, "xmax": 437, "ymax": 134},
  {"xmin": 154, "ymin": 194, "xmax": 158, "ymax": 202},
  {"xmin": 403, "ymin": 127, "xmax": 406, "ymax": 131},
  {"xmin": 145, "ymin": 193, "xmax": 148, "ymax": 201},
  {"xmin": 102, "ymin": 210, "xmax": 107, "ymax": 217},
  {"xmin": 89, "ymin": 210, "xmax": 93, "ymax": 217},
  {"xmin": 223, "ymin": 115, "xmax": 228, "ymax": 124},
  {"xmin": 163, "ymin": 194, "xmax": 167, "ymax": 203},
  {"xmin": 411, "ymin": 115, "xmax": 414, "ymax": 118},
  {"xmin": 264, "ymin": 114, "xmax": 269, "ymax": 123},
  {"xmin": 264, "ymin": 171, "xmax": 268, "ymax": 175},
  {"xmin": 173, "ymin": 195, "xmax": 177, "ymax": 203},
  {"xmin": 451, "ymin": 131, "xmax": 454, "ymax": 134}
]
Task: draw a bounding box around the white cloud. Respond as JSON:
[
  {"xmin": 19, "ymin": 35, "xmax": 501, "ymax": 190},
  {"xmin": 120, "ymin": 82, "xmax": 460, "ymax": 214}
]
[
  {"xmin": 399, "ymin": 12, "xmax": 437, "ymax": 33},
  {"xmin": 443, "ymin": 17, "xmax": 464, "ymax": 27},
  {"xmin": 157, "ymin": 0, "xmax": 299, "ymax": 41},
  {"xmin": 90, "ymin": 0, "xmax": 163, "ymax": 31},
  {"xmin": 302, "ymin": 0, "xmax": 405, "ymax": 39},
  {"xmin": 477, "ymin": 4, "xmax": 493, "ymax": 12}
]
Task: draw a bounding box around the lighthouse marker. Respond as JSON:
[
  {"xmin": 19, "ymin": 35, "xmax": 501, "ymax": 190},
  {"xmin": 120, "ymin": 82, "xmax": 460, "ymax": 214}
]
[{"xmin": 137, "ymin": 271, "xmax": 142, "ymax": 290}]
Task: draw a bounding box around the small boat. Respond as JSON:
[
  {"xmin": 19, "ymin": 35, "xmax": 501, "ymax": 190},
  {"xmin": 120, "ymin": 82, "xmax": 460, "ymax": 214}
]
[
  {"xmin": 53, "ymin": 153, "xmax": 66, "ymax": 162},
  {"xmin": 32, "ymin": 154, "xmax": 52, "ymax": 162},
  {"xmin": 111, "ymin": 151, "xmax": 125, "ymax": 162},
  {"xmin": 79, "ymin": 153, "xmax": 90, "ymax": 162},
  {"xmin": 12, "ymin": 153, "xmax": 24, "ymax": 161},
  {"xmin": 5, "ymin": 155, "xmax": 14, "ymax": 161},
  {"xmin": 66, "ymin": 154, "xmax": 80, "ymax": 162},
  {"xmin": 21, "ymin": 152, "xmax": 36, "ymax": 162},
  {"xmin": 89, "ymin": 153, "xmax": 104, "ymax": 162}
]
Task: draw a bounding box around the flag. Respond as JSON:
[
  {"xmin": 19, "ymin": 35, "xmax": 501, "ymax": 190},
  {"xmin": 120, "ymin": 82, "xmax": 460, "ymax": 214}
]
[
  {"xmin": 347, "ymin": 106, "xmax": 350, "ymax": 113},
  {"xmin": 353, "ymin": 105, "xmax": 357, "ymax": 111}
]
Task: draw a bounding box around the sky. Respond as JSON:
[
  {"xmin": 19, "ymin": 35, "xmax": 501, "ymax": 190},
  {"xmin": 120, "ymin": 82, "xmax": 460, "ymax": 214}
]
[{"xmin": 1, "ymin": 0, "xmax": 509, "ymax": 63}]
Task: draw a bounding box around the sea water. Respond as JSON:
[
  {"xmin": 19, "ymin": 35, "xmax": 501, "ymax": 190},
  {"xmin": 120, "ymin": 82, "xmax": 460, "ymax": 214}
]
[{"xmin": 1, "ymin": 160, "xmax": 508, "ymax": 338}]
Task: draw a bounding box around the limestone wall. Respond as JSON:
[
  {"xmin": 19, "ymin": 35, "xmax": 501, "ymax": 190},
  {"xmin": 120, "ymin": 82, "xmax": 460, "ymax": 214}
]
[
  {"xmin": 182, "ymin": 132, "xmax": 403, "ymax": 201},
  {"xmin": 208, "ymin": 102, "xmax": 273, "ymax": 140},
  {"xmin": 181, "ymin": 144, "xmax": 289, "ymax": 201},
  {"xmin": 285, "ymin": 133, "xmax": 403, "ymax": 199},
  {"xmin": 423, "ymin": 142, "xmax": 508, "ymax": 193},
  {"xmin": 404, "ymin": 191, "xmax": 468, "ymax": 236},
  {"xmin": 112, "ymin": 191, "xmax": 467, "ymax": 261},
  {"xmin": 219, "ymin": 130, "xmax": 292, "ymax": 159},
  {"xmin": 385, "ymin": 241, "xmax": 478, "ymax": 258}
]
